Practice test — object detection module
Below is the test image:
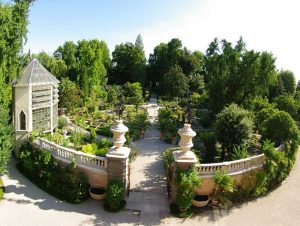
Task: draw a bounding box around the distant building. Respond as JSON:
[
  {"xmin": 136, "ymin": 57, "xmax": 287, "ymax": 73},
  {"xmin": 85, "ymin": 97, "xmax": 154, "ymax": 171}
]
[{"xmin": 12, "ymin": 59, "xmax": 59, "ymax": 148}]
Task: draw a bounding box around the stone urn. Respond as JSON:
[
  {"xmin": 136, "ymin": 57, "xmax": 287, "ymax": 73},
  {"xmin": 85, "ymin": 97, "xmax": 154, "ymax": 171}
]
[
  {"xmin": 178, "ymin": 124, "xmax": 196, "ymax": 153},
  {"xmin": 173, "ymin": 124, "xmax": 197, "ymax": 166},
  {"xmin": 110, "ymin": 120, "xmax": 128, "ymax": 150}
]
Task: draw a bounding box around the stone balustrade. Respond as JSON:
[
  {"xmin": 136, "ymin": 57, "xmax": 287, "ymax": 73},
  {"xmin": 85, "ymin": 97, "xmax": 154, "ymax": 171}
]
[
  {"xmin": 35, "ymin": 138, "xmax": 107, "ymax": 170},
  {"xmin": 195, "ymin": 154, "xmax": 266, "ymax": 178}
]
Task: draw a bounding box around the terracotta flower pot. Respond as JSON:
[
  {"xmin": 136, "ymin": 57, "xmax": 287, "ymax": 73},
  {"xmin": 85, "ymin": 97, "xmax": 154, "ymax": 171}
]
[
  {"xmin": 192, "ymin": 195, "xmax": 209, "ymax": 207},
  {"xmin": 89, "ymin": 187, "xmax": 106, "ymax": 201},
  {"xmin": 160, "ymin": 132, "xmax": 166, "ymax": 140},
  {"xmin": 171, "ymin": 135, "xmax": 177, "ymax": 145}
]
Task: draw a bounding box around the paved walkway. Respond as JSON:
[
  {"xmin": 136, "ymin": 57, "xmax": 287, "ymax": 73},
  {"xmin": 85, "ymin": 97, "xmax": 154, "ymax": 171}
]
[
  {"xmin": 1, "ymin": 98, "xmax": 300, "ymax": 225},
  {"xmin": 126, "ymin": 97, "xmax": 172, "ymax": 224}
]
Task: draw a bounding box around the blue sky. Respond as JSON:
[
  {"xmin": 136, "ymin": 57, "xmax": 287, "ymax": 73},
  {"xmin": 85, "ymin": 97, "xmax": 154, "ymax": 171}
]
[{"xmin": 7, "ymin": 0, "xmax": 300, "ymax": 80}]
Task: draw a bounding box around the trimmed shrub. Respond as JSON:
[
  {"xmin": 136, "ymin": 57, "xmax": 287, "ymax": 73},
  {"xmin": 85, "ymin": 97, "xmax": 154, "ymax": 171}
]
[
  {"xmin": 215, "ymin": 104, "xmax": 254, "ymax": 160},
  {"xmin": 256, "ymin": 107, "xmax": 278, "ymax": 130},
  {"xmin": 261, "ymin": 111, "xmax": 300, "ymax": 145},
  {"xmin": 18, "ymin": 143, "xmax": 89, "ymax": 203},
  {"xmin": 274, "ymin": 95, "xmax": 298, "ymax": 118}
]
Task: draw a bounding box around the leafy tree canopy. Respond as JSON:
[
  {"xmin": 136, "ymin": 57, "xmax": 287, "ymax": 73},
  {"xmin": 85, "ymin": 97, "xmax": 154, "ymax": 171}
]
[
  {"xmin": 159, "ymin": 65, "xmax": 189, "ymax": 99},
  {"xmin": 110, "ymin": 36, "xmax": 146, "ymax": 85},
  {"xmin": 204, "ymin": 37, "xmax": 277, "ymax": 113}
]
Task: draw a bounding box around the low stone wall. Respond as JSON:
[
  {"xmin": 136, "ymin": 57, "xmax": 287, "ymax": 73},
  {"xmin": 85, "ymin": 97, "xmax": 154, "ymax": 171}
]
[
  {"xmin": 194, "ymin": 154, "xmax": 265, "ymax": 195},
  {"xmin": 35, "ymin": 138, "xmax": 108, "ymax": 187}
]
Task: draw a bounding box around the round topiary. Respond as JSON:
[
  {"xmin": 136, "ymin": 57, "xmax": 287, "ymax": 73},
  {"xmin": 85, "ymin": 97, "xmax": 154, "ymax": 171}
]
[
  {"xmin": 261, "ymin": 111, "xmax": 300, "ymax": 145},
  {"xmin": 215, "ymin": 104, "xmax": 253, "ymax": 160}
]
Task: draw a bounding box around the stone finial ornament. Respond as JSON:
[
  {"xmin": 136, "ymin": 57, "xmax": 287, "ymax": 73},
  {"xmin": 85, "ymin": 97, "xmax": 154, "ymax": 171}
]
[
  {"xmin": 178, "ymin": 124, "xmax": 196, "ymax": 153},
  {"xmin": 110, "ymin": 120, "xmax": 128, "ymax": 150},
  {"xmin": 173, "ymin": 123, "xmax": 197, "ymax": 166}
]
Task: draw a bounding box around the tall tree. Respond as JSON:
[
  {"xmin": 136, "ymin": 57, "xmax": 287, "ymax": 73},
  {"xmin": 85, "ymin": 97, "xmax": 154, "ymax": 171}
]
[
  {"xmin": 204, "ymin": 37, "xmax": 277, "ymax": 113},
  {"xmin": 110, "ymin": 39, "xmax": 146, "ymax": 85},
  {"xmin": 0, "ymin": 107, "xmax": 14, "ymax": 175},
  {"xmin": 0, "ymin": 0, "xmax": 33, "ymax": 107},
  {"xmin": 278, "ymin": 70, "xmax": 296, "ymax": 96},
  {"xmin": 148, "ymin": 38, "xmax": 203, "ymax": 89},
  {"xmin": 135, "ymin": 34, "xmax": 144, "ymax": 50},
  {"xmin": 159, "ymin": 65, "xmax": 189, "ymax": 99},
  {"xmin": 0, "ymin": 0, "xmax": 32, "ymax": 174}
]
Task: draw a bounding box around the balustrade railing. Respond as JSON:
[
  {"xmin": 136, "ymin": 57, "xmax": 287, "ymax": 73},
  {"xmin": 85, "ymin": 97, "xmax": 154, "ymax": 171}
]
[
  {"xmin": 195, "ymin": 154, "xmax": 265, "ymax": 177},
  {"xmin": 35, "ymin": 138, "xmax": 107, "ymax": 170}
]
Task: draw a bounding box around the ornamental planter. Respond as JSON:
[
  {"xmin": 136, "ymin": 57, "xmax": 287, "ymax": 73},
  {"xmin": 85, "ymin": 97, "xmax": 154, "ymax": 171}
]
[
  {"xmin": 192, "ymin": 195, "xmax": 209, "ymax": 207},
  {"xmin": 89, "ymin": 187, "xmax": 106, "ymax": 201}
]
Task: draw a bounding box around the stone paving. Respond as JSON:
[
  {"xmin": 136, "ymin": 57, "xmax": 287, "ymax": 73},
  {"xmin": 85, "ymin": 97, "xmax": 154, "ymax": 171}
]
[{"xmin": 1, "ymin": 98, "xmax": 300, "ymax": 225}]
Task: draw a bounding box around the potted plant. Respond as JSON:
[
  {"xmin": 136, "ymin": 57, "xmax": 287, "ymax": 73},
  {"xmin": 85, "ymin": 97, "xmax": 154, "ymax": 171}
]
[
  {"xmin": 104, "ymin": 179, "xmax": 126, "ymax": 212},
  {"xmin": 192, "ymin": 194, "xmax": 209, "ymax": 207},
  {"xmin": 175, "ymin": 167, "xmax": 200, "ymax": 215},
  {"xmin": 158, "ymin": 109, "xmax": 172, "ymax": 140},
  {"xmin": 89, "ymin": 185, "xmax": 106, "ymax": 200}
]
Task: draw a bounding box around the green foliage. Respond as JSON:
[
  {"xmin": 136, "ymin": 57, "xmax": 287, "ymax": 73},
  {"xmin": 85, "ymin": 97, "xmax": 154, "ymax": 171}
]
[
  {"xmin": 0, "ymin": 106, "xmax": 14, "ymax": 175},
  {"xmin": 18, "ymin": 143, "xmax": 89, "ymax": 203},
  {"xmin": 58, "ymin": 116, "xmax": 68, "ymax": 129},
  {"xmin": 59, "ymin": 78, "xmax": 83, "ymax": 112},
  {"xmin": 261, "ymin": 111, "xmax": 300, "ymax": 145},
  {"xmin": 110, "ymin": 41, "xmax": 146, "ymax": 85},
  {"xmin": 96, "ymin": 125, "xmax": 113, "ymax": 137},
  {"xmin": 270, "ymin": 70, "xmax": 296, "ymax": 98},
  {"xmin": 231, "ymin": 144, "xmax": 250, "ymax": 160},
  {"xmin": 148, "ymin": 38, "xmax": 203, "ymax": 88},
  {"xmin": 175, "ymin": 167, "xmax": 200, "ymax": 212},
  {"xmin": 81, "ymin": 138, "xmax": 112, "ymax": 157},
  {"xmin": 0, "ymin": 178, "xmax": 4, "ymax": 200},
  {"xmin": 198, "ymin": 131, "xmax": 218, "ymax": 163},
  {"xmin": 123, "ymin": 82, "xmax": 144, "ymax": 110},
  {"xmin": 162, "ymin": 147, "xmax": 179, "ymax": 172},
  {"xmin": 32, "ymin": 51, "xmax": 67, "ymax": 79},
  {"xmin": 158, "ymin": 106, "xmax": 183, "ymax": 137},
  {"xmin": 126, "ymin": 110, "xmax": 149, "ymax": 140},
  {"xmin": 0, "ymin": 0, "xmax": 32, "ymax": 107},
  {"xmin": 213, "ymin": 170, "xmax": 235, "ymax": 206},
  {"xmin": 274, "ymin": 95, "xmax": 298, "ymax": 118},
  {"xmin": 205, "ymin": 38, "xmax": 277, "ymax": 113},
  {"xmin": 159, "ymin": 65, "xmax": 189, "ymax": 99},
  {"xmin": 261, "ymin": 140, "xmax": 296, "ymax": 189},
  {"xmin": 256, "ymin": 107, "xmax": 278, "ymax": 130},
  {"xmin": 90, "ymin": 127, "xmax": 96, "ymax": 142},
  {"xmin": 104, "ymin": 180, "xmax": 125, "ymax": 212},
  {"xmin": 70, "ymin": 129, "xmax": 85, "ymax": 149},
  {"xmin": 215, "ymin": 104, "xmax": 254, "ymax": 160}
]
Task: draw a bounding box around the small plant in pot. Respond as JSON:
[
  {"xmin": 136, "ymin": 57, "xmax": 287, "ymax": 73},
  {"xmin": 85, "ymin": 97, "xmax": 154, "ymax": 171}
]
[
  {"xmin": 89, "ymin": 186, "xmax": 106, "ymax": 201},
  {"xmin": 104, "ymin": 179, "xmax": 126, "ymax": 212},
  {"xmin": 173, "ymin": 167, "xmax": 200, "ymax": 218}
]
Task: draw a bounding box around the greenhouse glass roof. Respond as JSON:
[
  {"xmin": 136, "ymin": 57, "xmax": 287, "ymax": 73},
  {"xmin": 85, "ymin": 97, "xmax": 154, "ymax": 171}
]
[{"xmin": 13, "ymin": 59, "xmax": 59, "ymax": 87}]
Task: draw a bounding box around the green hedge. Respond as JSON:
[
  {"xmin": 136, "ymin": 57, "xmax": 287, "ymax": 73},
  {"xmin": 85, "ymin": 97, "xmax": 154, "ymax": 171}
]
[{"xmin": 18, "ymin": 143, "xmax": 89, "ymax": 203}]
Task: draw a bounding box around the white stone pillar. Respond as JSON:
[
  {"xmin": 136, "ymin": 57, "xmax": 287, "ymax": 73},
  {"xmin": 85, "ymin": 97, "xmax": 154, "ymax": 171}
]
[{"xmin": 106, "ymin": 120, "xmax": 131, "ymax": 194}]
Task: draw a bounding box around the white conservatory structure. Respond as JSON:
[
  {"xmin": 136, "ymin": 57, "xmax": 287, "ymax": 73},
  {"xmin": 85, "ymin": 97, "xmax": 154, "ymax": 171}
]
[{"xmin": 12, "ymin": 59, "xmax": 59, "ymax": 147}]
